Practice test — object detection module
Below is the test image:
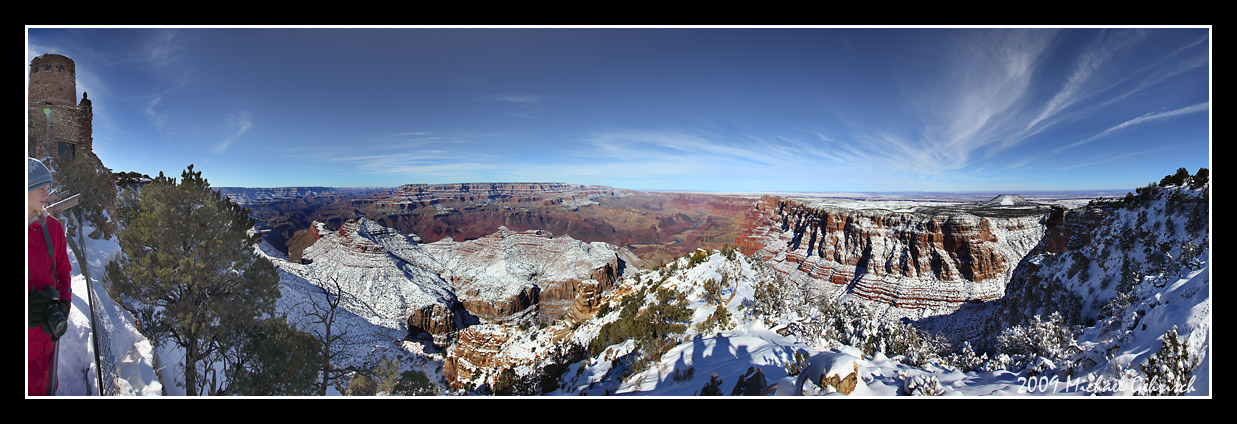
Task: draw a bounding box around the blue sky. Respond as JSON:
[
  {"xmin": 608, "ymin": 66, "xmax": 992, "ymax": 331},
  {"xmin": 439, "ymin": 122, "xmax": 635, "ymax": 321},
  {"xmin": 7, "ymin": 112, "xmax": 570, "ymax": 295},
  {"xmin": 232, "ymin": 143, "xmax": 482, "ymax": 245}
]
[{"xmin": 26, "ymin": 27, "xmax": 1210, "ymax": 192}]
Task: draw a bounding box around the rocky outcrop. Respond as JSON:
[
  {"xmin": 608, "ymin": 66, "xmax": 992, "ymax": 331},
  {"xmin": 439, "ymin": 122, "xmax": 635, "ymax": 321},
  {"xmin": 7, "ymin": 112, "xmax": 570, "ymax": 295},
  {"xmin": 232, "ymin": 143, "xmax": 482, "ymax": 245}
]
[
  {"xmin": 441, "ymin": 321, "xmax": 580, "ymax": 391},
  {"xmin": 423, "ymin": 227, "xmax": 629, "ymax": 324},
  {"xmin": 442, "ymin": 324, "xmax": 518, "ymax": 388},
  {"xmin": 282, "ymin": 217, "xmax": 635, "ymax": 351},
  {"xmin": 459, "ymin": 284, "xmax": 541, "ymax": 323},
  {"xmin": 292, "ymin": 219, "xmax": 458, "ymax": 334},
  {"xmin": 739, "ymin": 196, "xmax": 1049, "ymax": 320},
  {"xmin": 286, "ymin": 225, "xmax": 320, "ymax": 263},
  {"xmin": 406, "ymin": 301, "xmax": 473, "ymax": 349},
  {"xmin": 1040, "ymin": 200, "xmax": 1116, "ymax": 254}
]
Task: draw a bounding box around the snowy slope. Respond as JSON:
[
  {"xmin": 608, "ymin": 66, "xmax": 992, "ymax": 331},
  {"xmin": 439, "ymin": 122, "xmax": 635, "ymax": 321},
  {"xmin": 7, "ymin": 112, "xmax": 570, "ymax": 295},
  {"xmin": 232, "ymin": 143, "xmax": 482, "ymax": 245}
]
[
  {"xmin": 289, "ymin": 219, "xmax": 456, "ymax": 330},
  {"xmin": 46, "ymin": 220, "xmax": 162, "ymax": 396},
  {"xmin": 545, "ymin": 246, "xmax": 1209, "ymax": 396},
  {"xmin": 422, "ymin": 226, "xmax": 623, "ymax": 311}
]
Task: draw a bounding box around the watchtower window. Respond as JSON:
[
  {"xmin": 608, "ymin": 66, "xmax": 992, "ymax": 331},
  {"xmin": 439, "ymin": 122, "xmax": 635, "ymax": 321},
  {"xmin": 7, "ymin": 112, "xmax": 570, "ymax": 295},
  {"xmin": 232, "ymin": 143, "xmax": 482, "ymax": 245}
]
[
  {"xmin": 32, "ymin": 66, "xmax": 39, "ymax": 74},
  {"xmin": 58, "ymin": 141, "xmax": 76, "ymax": 160},
  {"xmin": 44, "ymin": 64, "xmax": 51, "ymax": 71},
  {"xmin": 58, "ymin": 65, "xmax": 65, "ymax": 72}
]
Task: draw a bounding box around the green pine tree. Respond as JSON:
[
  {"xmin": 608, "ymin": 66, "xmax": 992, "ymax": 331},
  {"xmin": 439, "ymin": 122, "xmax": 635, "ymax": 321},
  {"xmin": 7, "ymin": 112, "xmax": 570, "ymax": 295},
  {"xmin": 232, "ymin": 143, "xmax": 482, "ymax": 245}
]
[
  {"xmin": 392, "ymin": 369, "xmax": 437, "ymax": 396},
  {"xmin": 51, "ymin": 153, "xmax": 117, "ymax": 238},
  {"xmin": 1171, "ymin": 167, "xmax": 1191, "ymax": 186},
  {"xmin": 1190, "ymin": 168, "xmax": 1209, "ymax": 189},
  {"xmin": 110, "ymin": 165, "xmax": 280, "ymax": 395},
  {"xmin": 221, "ymin": 316, "xmax": 322, "ymax": 395},
  {"xmin": 699, "ymin": 372, "xmax": 724, "ymax": 396},
  {"xmin": 1140, "ymin": 326, "xmax": 1198, "ymax": 395}
]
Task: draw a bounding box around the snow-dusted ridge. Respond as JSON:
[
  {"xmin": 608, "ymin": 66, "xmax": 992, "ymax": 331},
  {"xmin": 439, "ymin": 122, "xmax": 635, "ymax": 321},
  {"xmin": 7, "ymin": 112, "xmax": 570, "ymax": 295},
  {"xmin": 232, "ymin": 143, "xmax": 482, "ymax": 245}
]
[
  {"xmin": 287, "ymin": 219, "xmax": 456, "ymax": 329},
  {"xmin": 48, "ymin": 181, "xmax": 1208, "ymax": 397}
]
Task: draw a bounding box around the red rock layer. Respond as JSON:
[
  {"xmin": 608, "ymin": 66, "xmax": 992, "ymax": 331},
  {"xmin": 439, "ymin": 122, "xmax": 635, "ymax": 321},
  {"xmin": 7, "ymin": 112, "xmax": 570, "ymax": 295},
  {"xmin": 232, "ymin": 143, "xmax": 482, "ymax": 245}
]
[{"xmin": 442, "ymin": 324, "xmax": 515, "ymax": 388}]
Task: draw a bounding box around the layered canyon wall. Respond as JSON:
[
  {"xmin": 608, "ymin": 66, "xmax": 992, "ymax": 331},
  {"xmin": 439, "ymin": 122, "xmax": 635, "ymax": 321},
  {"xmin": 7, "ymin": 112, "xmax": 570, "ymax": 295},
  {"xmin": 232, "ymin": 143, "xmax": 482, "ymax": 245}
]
[{"xmin": 736, "ymin": 195, "xmax": 1051, "ymax": 321}]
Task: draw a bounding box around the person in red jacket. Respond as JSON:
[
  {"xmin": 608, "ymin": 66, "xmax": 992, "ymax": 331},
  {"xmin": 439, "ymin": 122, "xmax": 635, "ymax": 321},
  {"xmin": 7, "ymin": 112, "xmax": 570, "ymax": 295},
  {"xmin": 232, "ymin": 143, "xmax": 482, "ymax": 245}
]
[{"xmin": 28, "ymin": 158, "xmax": 71, "ymax": 396}]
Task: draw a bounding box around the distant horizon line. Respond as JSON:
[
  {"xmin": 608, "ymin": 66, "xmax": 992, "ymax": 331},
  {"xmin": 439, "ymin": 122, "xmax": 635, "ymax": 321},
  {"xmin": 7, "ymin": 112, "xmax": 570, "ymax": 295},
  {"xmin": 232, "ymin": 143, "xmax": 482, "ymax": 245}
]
[{"xmin": 212, "ymin": 182, "xmax": 1138, "ymax": 196}]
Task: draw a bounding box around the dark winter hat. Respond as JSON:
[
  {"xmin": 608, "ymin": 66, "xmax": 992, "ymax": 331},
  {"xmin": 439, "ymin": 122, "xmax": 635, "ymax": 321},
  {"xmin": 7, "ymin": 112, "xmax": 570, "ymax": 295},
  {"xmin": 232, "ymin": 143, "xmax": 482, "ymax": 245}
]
[{"xmin": 28, "ymin": 158, "xmax": 53, "ymax": 192}]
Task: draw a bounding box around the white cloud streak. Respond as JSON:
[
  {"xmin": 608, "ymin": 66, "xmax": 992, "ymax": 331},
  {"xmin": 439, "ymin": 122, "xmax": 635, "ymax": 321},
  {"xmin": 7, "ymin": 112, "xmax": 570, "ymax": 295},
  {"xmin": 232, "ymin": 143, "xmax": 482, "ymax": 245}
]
[
  {"xmin": 831, "ymin": 29, "xmax": 1062, "ymax": 181},
  {"xmin": 481, "ymin": 92, "xmax": 549, "ymax": 120},
  {"xmin": 278, "ymin": 131, "xmax": 504, "ymax": 182},
  {"xmin": 212, "ymin": 109, "xmax": 253, "ymax": 154},
  {"xmin": 483, "ymin": 93, "xmax": 545, "ymax": 104},
  {"xmin": 1060, "ymin": 145, "xmax": 1181, "ymax": 170},
  {"xmin": 833, "ymin": 29, "xmax": 1206, "ymax": 186},
  {"xmin": 1055, "ymin": 102, "xmax": 1209, "ymax": 154},
  {"xmin": 1020, "ymin": 29, "xmax": 1147, "ymax": 138}
]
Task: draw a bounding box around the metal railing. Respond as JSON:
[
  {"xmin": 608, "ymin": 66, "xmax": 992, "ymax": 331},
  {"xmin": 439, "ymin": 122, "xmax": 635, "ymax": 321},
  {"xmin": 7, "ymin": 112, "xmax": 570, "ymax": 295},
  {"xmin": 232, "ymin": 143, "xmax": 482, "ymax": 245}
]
[{"xmin": 48, "ymin": 193, "xmax": 119, "ymax": 396}]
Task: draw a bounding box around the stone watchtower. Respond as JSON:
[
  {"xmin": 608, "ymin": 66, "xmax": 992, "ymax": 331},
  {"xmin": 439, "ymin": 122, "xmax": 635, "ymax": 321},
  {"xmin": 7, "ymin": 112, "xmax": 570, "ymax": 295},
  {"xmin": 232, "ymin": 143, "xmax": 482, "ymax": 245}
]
[
  {"xmin": 28, "ymin": 53, "xmax": 95, "ymax": 163},
  {"xmin": 28, "ymin": 53, "xmax": 117, "ymax": 237}
]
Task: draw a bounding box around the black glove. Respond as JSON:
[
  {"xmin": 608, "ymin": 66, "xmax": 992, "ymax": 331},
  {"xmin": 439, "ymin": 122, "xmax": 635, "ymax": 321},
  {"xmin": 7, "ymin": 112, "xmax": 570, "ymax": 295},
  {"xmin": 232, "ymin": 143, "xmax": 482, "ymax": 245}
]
[
  {"xmin": 28, "ymin": 286, "xmax": 59, "ymax": 328},
  {"xmin": 59, "ymin": 299, "xmax": 72, "ymax": 318}
]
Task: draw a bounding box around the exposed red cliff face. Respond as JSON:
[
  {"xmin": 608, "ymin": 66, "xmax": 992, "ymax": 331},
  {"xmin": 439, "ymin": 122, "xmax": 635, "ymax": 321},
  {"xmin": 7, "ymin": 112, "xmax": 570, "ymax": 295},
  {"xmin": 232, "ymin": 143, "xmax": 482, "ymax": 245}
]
[
  {"xmin": 406, "ymin": 302, "xmax": 470, "ymax": 349},
  {"xmin": 1040, "ymin": 202, "xmax": 1113, "ymax": 254},
  {"xmin": 735, "ymin": 196, "xmax": 1048, "ymax": 319},
  {"xmin": 735, "ymin": 196, "xmax": 779, "ymax": 256},
  {"xmin": 250, "ymin": 183, "xmax": 624, "ymax": 259},
  {"xmin": 286, "ymin": 224, "xmax": 320, "ymax": 263},
  {"xmin": 270, "ymin": 185, "xmax": 748, "ymax": 267},
  {"xmin": 441, "ymin": 321, "xmax": 579, "ymax": 391},
  {"xmin": 442, "ymin": 324, "xmax": 516, "ymax": 388}
]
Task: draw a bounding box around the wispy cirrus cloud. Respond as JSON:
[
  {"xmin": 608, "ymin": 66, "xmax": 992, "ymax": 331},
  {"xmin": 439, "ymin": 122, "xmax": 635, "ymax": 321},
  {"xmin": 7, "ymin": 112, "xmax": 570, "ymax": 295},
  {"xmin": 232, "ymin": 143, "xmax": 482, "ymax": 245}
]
[
  {"xmin": 584, "ymin": 129, "xmax": 792, "ymax": 167},
  {"xmin": 833, "ymin": 29, "xmax": 1061, "ymax": 180},
  {"xmin": 482, "ymin": 93, "xmax": 546, "ymax": 104},
  {"xmin": 126, "ymin": 30, "xmax": 195, "ymax": 140},
  {"xmin": 550, "ymin": 29, "xmax": 1208, "ymax": 191},
  {"xmin": 139, "ymin": 29, "xmax": 190, "ymax": 67},
  {"xmin": 1054, "ymin": 102, "xmax": 1210, "ymax": 154},
  {"xmin": 278, "ymin": 131, "xmax": 504, "ymax": 182},
  {"xmin": 212, "ymin": 109, "xmax": 253, "ymax": 154},
  {"xmin": 835, "ymin": 29, "xmax": 1207, "ymax": 185},
  {"xmin": 1060, "ymin": 145, "xmax": 1181, "ymax": 171},
  {"xmin": 1019, "ymin": 29, "xmax": 1147, "ymax": 138},
  {"xmin": 142, "ymin": 92, "xmax": 170, "ymax": 135},
  {"xmin": 480, "ymin": 92, "xmax": 549, "ymax": 120}
]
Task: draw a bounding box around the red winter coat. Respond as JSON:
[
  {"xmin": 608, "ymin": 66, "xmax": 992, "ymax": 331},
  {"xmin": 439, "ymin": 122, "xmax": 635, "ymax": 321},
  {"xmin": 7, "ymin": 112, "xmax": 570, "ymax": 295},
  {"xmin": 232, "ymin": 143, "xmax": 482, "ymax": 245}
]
[{"xmin": 28, "ymin": 214, "xmax": 71, "ymax": 396}]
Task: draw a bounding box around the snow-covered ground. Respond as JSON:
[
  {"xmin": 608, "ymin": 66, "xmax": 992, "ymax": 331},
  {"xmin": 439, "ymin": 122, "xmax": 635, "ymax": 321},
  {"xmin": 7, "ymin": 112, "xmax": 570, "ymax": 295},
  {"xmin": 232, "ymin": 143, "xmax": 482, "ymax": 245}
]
[
  {"xmin": 548, "ymin": 247, "xmax": 1209, "ymax": 396},
  {"xmin": 45, "ymin": 219, "xmax": 162, "ymax": 396},
  {"xmin": 35, "ymin": 184, "xmax": 1210, "ymax": 397}
]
